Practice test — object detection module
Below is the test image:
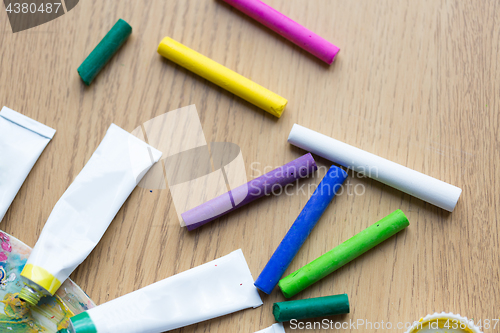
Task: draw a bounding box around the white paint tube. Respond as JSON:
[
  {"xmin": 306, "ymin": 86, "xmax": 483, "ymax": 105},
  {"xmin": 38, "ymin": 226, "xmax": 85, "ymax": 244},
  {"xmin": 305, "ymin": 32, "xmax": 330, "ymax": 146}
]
[
  {"xmin": 0, "ymin": 106, "xmax": 56, "ymax": 222},
  {"xmin": 288, "ymin": 124, "xmax": 462, "ymax": 212},
  {"xmin": 65, "ymin": 249, "xmax": 263, "ymax": 333},
  {"xmin": 19, "ymin": 124, "xmax": 162, "ymax": 306},
  {"xmin": 255, "ymin": 323, "xmax": 285, "ymax": 333}
]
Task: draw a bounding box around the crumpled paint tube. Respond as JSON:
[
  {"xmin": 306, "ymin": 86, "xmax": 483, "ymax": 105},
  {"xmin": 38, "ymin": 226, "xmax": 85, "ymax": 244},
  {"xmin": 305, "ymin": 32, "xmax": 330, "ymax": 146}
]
[
  {"xmin": 0, "ymin": 106, "xmax": 55, "ymax": 222},
  {"xmin": 63, "ymin": 249, "xmax": 263, "ymax": 333},
  {"xmin": 254, "ymin": 323, "xmax": 285, "ymax": 333},
  {"xmin": 19, "ymin": 124, "xmax": 162, "ymax": 306}
]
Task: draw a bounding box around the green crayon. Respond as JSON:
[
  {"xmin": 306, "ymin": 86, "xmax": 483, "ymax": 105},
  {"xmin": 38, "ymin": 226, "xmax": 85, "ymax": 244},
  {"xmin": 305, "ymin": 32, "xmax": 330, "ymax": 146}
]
[
  {"xmin": 279, "ymin": 209, "xmax": 409, "ymax": 298},
  {"xmin": 78, "ymin": 19, "xmax": 132, "ymax": 85},
  {"xmin": 273, "ymin": 294, "xmax": 350, "ymax": 322}
]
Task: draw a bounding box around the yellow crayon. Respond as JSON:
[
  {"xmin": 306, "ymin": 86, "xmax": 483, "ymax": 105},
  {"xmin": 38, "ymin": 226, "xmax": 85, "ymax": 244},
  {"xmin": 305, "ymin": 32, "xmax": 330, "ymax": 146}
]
[{"xmin": 157, "ymin": 37, "xmax": 288, "ymax": 118}]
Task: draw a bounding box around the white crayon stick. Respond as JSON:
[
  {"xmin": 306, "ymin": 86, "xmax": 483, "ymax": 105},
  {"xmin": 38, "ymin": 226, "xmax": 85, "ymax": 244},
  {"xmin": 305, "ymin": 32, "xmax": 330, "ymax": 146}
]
[{"xmin": 288, "ymin": 124, "xmax": 462, "ymax": 212}]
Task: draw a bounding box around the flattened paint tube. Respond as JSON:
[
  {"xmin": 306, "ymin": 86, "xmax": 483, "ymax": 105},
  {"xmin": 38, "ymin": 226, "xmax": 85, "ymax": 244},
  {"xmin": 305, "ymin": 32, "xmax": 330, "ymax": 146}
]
[
  {"xmin": 63, "ymin": 249, "xmax": 263, "ymax": 333},
  {"xmin": 78, "ymin": 19, "xmax": 132, "ymax": 85},
  {"xmin": 279, "ymin": 209, "xmax": 409, "ymax": 298},
  {"xmin": 19, "ymin": 124, "xmax": 162, "ymax": 306},
  {"xmin": 255, "ymin": 165, "xmax": 348, "ymax": 294},
  {"xmin": 182, "ymin": 153, "xmax": 317, "ymax": 230},
  {"xmin": 273, "ymin": 294, "xmax": 350, "ymax": 322},
  {"xmin": 0, "ymin": 106, "xmax": 55, "ymax": 222},
  {"xmin": 157, "ymin": 37, "xmax": 288, "ymax": 117},
  {"xmin": 222, "ymin": 0, "xmax": 340, "ymax": 64},
  {"xmin": 255, "ymin": 323, "xmax": 285, "ymax": 333},
  {"xmin": 288, "ymin": 124, "xmax": 462, "ymax": 212}
]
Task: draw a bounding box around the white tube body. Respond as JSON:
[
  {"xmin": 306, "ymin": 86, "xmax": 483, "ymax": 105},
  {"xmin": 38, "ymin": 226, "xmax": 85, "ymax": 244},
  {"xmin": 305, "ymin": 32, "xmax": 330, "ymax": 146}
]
[
  {"xmin": 255, "ymin": 323, "xmax": 285, "ymax": 333},
  {"xmin": 288, "ymin": 124, "xmax": 462, "ymax": 212},
  {"xmin": 24, "ymin": 124, "xmax": 162, "ymax": 288},
  {"xmin": 0, "ymin": 106, "xmax": 55, "ymax": 222},
  {"xmin": 80, "ymin": 249, "xmax": 263, "ymax": 333}
]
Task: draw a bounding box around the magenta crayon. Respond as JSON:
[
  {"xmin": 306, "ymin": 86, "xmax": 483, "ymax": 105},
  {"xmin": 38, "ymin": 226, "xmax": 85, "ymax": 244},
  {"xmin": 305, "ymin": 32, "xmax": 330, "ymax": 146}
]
[
  {"xmin": 221, "ymin": 0, "xmax": 340, "ymax": 64},
  {"xmin": 182, "ymin": 153, "xmax": 317, "ymax": 230}
]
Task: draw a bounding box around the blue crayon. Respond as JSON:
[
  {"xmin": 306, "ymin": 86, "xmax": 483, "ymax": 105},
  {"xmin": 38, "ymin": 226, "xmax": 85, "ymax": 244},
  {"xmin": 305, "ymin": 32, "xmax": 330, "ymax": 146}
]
[{"xmin": 254, "ymin": 165, "xmax": 348, "ymax": 294}]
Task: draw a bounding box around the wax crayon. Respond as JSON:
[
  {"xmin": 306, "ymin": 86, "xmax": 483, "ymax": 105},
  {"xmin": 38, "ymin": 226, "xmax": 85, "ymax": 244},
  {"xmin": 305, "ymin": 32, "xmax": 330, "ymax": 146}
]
[
  {"xmin": 222, "ymin": 0, "xmax": 340, "ymax": 64},
  {"xmin": 78, "ymin": 19, "xmax": 132, "ymax": 85},
  {"xmin": 157, "ymin": 37, "xmax": 288, "ymax": 117},
  {"xmin": 278, "ymin": 210, "xmax": 409, "ymax": 298},
  {"xmin": 273, "ymin": 294, "xmax": 349, "ymax": 322},
  {"xmin": 182, "ymin": 153, "xmax": 317, "ymax": 230},
  {"xmin": 288, "ymin": 124, "xmax": 462, "ymax": 212},
  {"xmin": 254, "ymin": 165, "xmax": 348, "ymax": 294}
]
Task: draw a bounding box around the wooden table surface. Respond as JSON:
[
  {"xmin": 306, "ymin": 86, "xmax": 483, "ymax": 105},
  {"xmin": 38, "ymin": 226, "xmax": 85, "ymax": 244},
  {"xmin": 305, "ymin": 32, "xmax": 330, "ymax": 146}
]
[{"xmin": 1, "ymin": 0, "xmax": 499, "ymax": 332}]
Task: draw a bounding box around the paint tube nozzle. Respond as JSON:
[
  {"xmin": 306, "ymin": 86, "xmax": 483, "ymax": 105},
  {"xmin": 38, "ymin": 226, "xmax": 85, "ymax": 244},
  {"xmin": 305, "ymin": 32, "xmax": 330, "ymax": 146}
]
[{"xmin": 19, "ymin": 284, "xmax": 44, "ymax": 306}]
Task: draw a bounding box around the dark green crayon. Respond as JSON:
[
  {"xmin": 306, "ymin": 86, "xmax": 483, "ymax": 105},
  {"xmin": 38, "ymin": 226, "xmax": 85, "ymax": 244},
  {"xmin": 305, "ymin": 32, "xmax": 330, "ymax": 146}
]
[
  {"xmin": 78, "ymin": 19, "xmax": 132, "ymax": 85},
  {"xmin": 273, "ymin": 294, "xmax": 350, "ymax": 322}
]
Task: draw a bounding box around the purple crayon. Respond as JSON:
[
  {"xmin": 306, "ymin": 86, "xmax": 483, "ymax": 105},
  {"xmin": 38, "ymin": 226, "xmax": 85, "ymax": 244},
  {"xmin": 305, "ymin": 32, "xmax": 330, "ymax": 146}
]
[{"xmin": 182, "ymin": 153, "xmax": 317, "ymax": 230}]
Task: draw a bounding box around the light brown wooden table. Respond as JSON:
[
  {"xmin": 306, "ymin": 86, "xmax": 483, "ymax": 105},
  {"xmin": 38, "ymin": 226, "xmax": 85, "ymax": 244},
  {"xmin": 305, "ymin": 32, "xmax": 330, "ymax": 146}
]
[{"xmin": 1, "ymin": 0, "xmax": 499, "ymax": 332}]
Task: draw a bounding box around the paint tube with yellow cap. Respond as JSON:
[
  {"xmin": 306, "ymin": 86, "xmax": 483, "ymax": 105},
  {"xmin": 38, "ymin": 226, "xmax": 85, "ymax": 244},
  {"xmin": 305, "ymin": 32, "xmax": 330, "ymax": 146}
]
[
  {"xmin": 62, "ymin": 249, "xmax": 263, "ymax": 333},
  {"xmin": 19, "ymin": 123, "xmax": 162, "ymax": 306}
]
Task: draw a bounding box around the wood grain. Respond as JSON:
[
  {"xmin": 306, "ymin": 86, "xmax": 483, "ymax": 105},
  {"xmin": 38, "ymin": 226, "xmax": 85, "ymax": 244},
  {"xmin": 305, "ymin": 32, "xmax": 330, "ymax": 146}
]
[{"xmin": 1, "ymin": 0, "xmax": 499, "ymax": 332}]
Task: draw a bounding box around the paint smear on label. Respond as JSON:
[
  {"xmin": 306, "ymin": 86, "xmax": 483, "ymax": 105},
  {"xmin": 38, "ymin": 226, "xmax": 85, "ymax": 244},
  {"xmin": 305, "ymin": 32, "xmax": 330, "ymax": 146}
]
[{"xmin": 0, "ymin": 231, "xmax": 95, "ymax": 332}]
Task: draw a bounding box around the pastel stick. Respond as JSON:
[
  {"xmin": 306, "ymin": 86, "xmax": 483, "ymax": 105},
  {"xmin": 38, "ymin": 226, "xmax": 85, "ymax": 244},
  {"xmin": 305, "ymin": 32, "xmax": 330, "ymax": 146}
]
[
  {"xmin": 254, "ymin": 165, "xmax": 348, "ymax": 294},
  {"xmin": 182, "ymin": 153, "xmax": 317, "ymax": 231},
  {"xmin": 273, "ymin": 294, "xmax": 350, "ymax": 322},
  {"xmin": 222, "ymin": 0, "xmax": 340, "ymax": 64},
  {"xmin": 78, "ymin": 19, "xmax": 132, "ymax": 85},
  {"xmin": 278, "ymin": 209, "xmax": 409, "ymax": 298},
  {"xmin": 288, "ymin": 124, "xmax": 462, "ymax": 212},
  {"xmin": 157, "ymin": 37, "xmax": 288, "ymax": 117}
]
